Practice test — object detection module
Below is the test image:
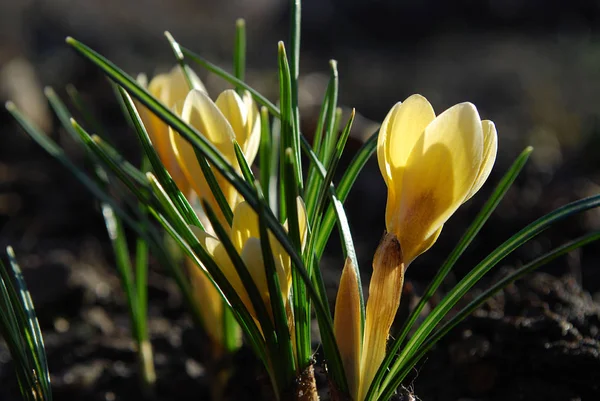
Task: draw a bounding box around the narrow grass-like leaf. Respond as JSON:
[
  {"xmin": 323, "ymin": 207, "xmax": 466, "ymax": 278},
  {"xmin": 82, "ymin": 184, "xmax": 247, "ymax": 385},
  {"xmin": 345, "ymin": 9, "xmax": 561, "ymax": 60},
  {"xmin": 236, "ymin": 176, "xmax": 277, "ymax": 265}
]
[
  {"xmin": 179, "ymin": 40, "xmax": 330, "ymax": 184},
  {"xmin": 255, "ymin": 184, "xmax": 295, "ymax": 380},
  {"xmin": 65, "ymin": 84, "xmax": 105, "ymax": 136},
  {"xmin": 117, "ymin": 87, "xmax": 201, "ymax": 227},
  {"xmin": 162, "ymin": 34, "xmax": 236, "ymax": 227},
  {"xmin": 379, "ymin": 229, "xmax": 600, "ymax": 401},
  {"xmin": 147, "ymin": 205, "xmax": 268, "ymax": 365},
  {"xmin": 146, "ymin": 173, "xmax": 268, "ymax": 359},
  {"xmin": 101, "ymin": 203, "xmax": 139, "ymax": 334},
  {"xmin": 365, "ymin": 146, "xmax": 533, "ymax": 401},
  {"xmin": 289, "ymin": 0, "xmax": 302, "ymax": 187},
  {"xmin": 259, "ymin": 107, "xmax": 274, "ymax": 206},
  {"xmin": 65, "ymin": 39, "xmax": 342, "ymax": 377},
  {"xmin": 234, "ymin": 18, "xmax": 246, "ymax": 92},
  {"xmin": 320, "ymin": 61, "xmax": 339, "ymax": 166},
  {"xmin": 379, "ymin": 193, "xmax": 600, "ymax": 399},
  {"xmin": 195, "ymin": 151, "xmax": 234, "ymax": 226},
  {"xmin": 233, "ymin": 141, "xmax": 256, "ymax": 189},
  {"xmin": 134, "ymin": 219, "xmax": 150, "ymax": 342},
  {"xmin": 69, "ymin": 120, "xmax": 151, "ymax": 202},
  {"xmin": 312, "ymin": 110, "xmax": 354, "ymax": 229},
  {"xmin": 315, "ymin": 130, "xmax": 378, "ymax": 259},
  {"xmin": 204, "ymin": 199, "xmax": 296, "ymax": 393},
  {"xmin": 282, "ymin": 148, "xmax": 310, "ymax": 369},
  {"xmin": 0, "ymin": 258, "xmax": 35, "ymax": 399},
  {"xmin": 304, "ymin": 110, "xmax": 363, "ymax": 322},
  {"xmin": 304, "ymin": 67, "xmax": 334, "ymax": 222},
  {"xmin": 6, "ymin": 102, "xmax": 145, "ymax": 235},
  {"xmin": 164, "ymin": 31, "xmax": 201, "ymax": 91},
  {"xmin": 181, "ymin": 46, "xmax": 279, "ymax": 116},
  {"xmin": 289, "ymin": 0, "xmax": 302, "ymax": 148},
  {"xmin": 278, "ymin": 42, "xmax": 301, "ymax": 221},
  {"xmin": 202, "ymin": 200, "xmax": 277, "ymax": 344},
  {"xmin": 45, "ymin": 87, "xmax": 87, "ymax": 144},
  {"xmin": 4, "ymin": 247, "xmax": 52, "ymax": 401}
]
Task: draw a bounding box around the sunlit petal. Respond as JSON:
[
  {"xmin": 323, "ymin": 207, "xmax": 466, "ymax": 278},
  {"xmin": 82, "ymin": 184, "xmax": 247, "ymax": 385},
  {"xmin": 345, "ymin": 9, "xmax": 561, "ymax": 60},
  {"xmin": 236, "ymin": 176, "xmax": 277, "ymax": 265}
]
[
  {"xmin": 392, "ymin": 102, "xmax": 483, "ymax": 263},
  {"xmin": 186, "ymin": 257, "xmax": 223, "ymax": 346},
  {"xmin": 465, "ymin": 120, "xmax": 498, "ymax": 201},
  {"xmin": 190, "ymin": 226, "xmax": 252, "ymax": 313},
  {"xmin": 216, "ymin": 90, "xmax": 247, "ymax": 142},
  {"xmin": 240, "ymin": 237, "xmax": 269, "ymax": 300},
  {"xmin": 182, "ymin": 89, "xmax": 236, "ymax": 157},
  {"xmin": 241, "ymin": 90, "xmax": 261, "ymax": 164},
  {"xmin": 230, "ymin": 201, "xmax": 260, "ymax": 252},
  {"xmin": 377, "ymin": 95, "xmax": 435, "ymax": 188},
  {"xmin": 334, "ymin": 257, "xmax": 363, "ymax": 400},
  {"xmin": 174, "ymin": 89, "xmax": 240, "ymax": 215}
]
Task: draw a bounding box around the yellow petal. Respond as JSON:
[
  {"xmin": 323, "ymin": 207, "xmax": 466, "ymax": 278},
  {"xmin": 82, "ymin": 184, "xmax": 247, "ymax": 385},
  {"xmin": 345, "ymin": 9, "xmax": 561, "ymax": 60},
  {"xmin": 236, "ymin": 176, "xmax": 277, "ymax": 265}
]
[
  {"xmin": 230, "ymin": 201, "xmax": 260, "ymax": 253},
  {"xmin": 379, "ymin": 96, "xmax": 435, "ymax": 233},
  {"xmin": 377, "ymin": 95, "xmax": 435, "ymax": 188},
  {"xmin": 190, "ymin": 226, "xmax": 253, "ymax": 315},
  {"xmin": 137, "ymin": 68, "xmax": 197, "ymax": 195},
  {"xmin": 270, "ymin": 197, "xmax": 308, "ymax": 300},
  {"xmin": 143, "ymin": 74, "xmax": 172, "ymax": 168},
  {"xmin": 391, "ymin": 102, "xmax": 483, "ymax": 263},
  {"xmin": 359, "ymin": 233, "xmax": 404, "ymax": 401},
  {"xmin": 296, "ymin": 196, "xmax": 308, "ymax": 249},
  {"xmin": 181, "ymin": 89, "xmax": 236, "ymax": 161},
  {"xmin": 169, "ymin": 123, "xmax": 216, "ymax": 210},
  {"xmin": 334, "ymin": 257, "xmax": 363, "ymax": 400},
  {"xmin": 171, "ymin": 89, "xmax": 240, "ymax": 220},
  {"xmin": 465, "ymin": 120, "xmax": 498, "ymax": 201},
  {"xmin": 136, "ymin": 73, "xmax": 148, "ymax": 88},
  {"xmin": 240, "ymin": 237, "xmax": 268, "ymax": 299},
  {"xmin": 240, "ymin": 236, "xmax": 287, "ymax": 316},
  {"xmin": 241, "ymin": 90, "xmax": 261, "ymax": 164},
  {"xmin": 154, "ymin": 66, "xmax": 206, "ymax": 105},
  {"xmin": 186, "ymin": 256, "xmax": 224, "ymax": 347},
  {"xmin": 214, "ymin": 89, "xmax": 261, "ymax": 166},
  {"xmin": 215, "ymin": 90, "xmax": 247, "ymax": 142}
]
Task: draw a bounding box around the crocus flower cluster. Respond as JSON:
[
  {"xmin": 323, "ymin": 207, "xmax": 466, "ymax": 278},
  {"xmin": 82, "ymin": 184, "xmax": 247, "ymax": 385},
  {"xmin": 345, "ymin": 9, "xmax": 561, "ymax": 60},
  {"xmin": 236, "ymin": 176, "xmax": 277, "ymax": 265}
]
[
  {"xmin": 138, "ymin": 67, "xmax": 498, "ymax": 401},
  {"xmin": 136, "ymin": 65, "xmax": 263, "ymax": 348}
]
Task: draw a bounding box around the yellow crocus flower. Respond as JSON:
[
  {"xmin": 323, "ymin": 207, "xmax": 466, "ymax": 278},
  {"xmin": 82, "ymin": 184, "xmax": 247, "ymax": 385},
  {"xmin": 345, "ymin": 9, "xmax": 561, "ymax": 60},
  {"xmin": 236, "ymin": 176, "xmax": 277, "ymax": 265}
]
[
  {"xmin": 335, "ymin": 94, "xmax": 497, "ymax": 401},
  {"xmin": 377, "ymin": 94, "xmax": 497, "ymax": 264},
  {"xmin": 191, "ymin": 198, "xmax": 307, "ymax": 325},
  {"xmin": 136, "ymin": 65, "xmax": 206, "ymax": 196},
  {"xmin": 170, "ymin": 88, "xmax": 261, "ymax": 227}
]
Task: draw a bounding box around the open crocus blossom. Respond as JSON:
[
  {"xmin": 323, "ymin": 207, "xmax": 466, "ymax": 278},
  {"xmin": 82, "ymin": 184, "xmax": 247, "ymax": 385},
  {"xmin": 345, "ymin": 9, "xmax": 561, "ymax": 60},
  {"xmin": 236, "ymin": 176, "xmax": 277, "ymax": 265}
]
[
  {"xmin": 190, "ymin": 198, "xmax": 307, "ymax": 326},
  {"xmin": 335, "ymin": 94, "xmax": 497, "ymax": 401},
  {"xmin": 136, "ymin": 65, "xmax": 207, "ymax": 196}
]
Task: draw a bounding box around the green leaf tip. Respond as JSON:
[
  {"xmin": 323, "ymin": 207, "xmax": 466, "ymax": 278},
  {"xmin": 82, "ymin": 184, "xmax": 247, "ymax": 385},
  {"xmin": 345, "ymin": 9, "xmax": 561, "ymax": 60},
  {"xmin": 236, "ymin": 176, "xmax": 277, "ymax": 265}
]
[
  {"xmin": 43, "ymin": 86, "xmax": 55, "ymax": 98},
  {"xmin": 5, "ymin": 101, "xmax": 15, "ymax": 111},
  {"xmin": 278, "ymin": 41, "xmax": 287, "ymax": 54},
  {"xmin": 164, "ymin": 31, "xmax": 184, "ymax": 60},
  {"xmin": 65, "ymin": 36, "xmax": 75, "ymax": 45},
  {"xmin": 236, "ymin": 18, "xmax": 246, "ymax": 28}
]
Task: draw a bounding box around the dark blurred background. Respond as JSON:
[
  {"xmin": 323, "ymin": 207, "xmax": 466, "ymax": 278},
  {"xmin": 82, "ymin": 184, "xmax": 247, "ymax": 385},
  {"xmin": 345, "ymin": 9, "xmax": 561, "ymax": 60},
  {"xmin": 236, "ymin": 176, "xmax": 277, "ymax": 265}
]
[
  {"xmin": 2, "ymin": 0, "xmax": 599, "ymax": 285},
  {"xmin": 1, "ymin": 1, "xmax": 600, "ymax": 399}
]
